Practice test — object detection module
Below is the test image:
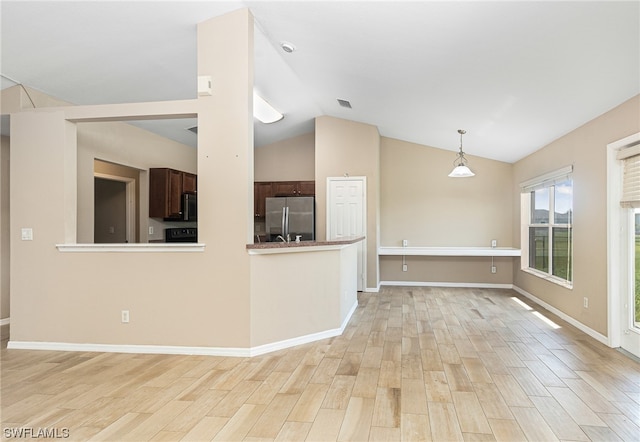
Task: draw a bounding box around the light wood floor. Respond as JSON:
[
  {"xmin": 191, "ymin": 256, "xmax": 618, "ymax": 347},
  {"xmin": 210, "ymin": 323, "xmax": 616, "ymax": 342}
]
[{"xmin": 2, "ymin": 287, "xmax": 639, "ymax": 441}]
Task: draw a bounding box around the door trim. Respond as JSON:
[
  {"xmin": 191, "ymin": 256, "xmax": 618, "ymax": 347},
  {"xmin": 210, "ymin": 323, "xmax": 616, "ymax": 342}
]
[
  {"xmin": 326, "ymin": 176, "xmax": 367, "ymax": 291},
  {"xmin": 95, "ymin": 172, "xmax": 136, "ymax": 244},
  {"xmin": 607, "ymin": 132, "xmax": 640, "ymax": 353}
]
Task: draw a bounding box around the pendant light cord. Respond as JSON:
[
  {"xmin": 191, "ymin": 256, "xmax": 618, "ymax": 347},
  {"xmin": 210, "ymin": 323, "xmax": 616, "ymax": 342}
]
[{"xmin": 1, "ymin": 73, "xmax": 37, "ymax": 108}]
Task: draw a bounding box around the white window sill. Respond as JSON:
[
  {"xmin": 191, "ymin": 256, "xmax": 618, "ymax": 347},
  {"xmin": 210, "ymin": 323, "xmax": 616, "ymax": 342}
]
[
  {"xmin": 56, "ymin": 243, "xmax": 206, "ymax": 253},
  {"xmin": 521, "ymin": 267, "xmax": 573, "ymax": 289}
]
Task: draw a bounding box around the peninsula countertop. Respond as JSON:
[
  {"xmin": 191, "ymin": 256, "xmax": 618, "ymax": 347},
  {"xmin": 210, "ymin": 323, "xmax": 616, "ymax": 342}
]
[{"xmin": 246, "ymin": 236, "xmax": 365, "ymax": 254}]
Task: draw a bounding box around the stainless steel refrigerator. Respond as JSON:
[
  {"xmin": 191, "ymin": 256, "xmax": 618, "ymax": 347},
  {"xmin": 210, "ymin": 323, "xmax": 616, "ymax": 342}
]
[{"xmin": 265, "ymin": 197, "xmax": 315, "ymax": 242}]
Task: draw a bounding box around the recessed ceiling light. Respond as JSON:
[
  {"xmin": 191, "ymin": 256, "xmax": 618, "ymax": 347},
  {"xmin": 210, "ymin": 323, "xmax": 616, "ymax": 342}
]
[{"xmin": 280, "ymin": 42, "xmax": 296, "ymax": 53}]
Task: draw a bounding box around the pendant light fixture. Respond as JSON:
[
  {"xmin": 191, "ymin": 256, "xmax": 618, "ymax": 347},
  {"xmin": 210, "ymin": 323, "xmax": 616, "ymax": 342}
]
[{"xmin": 448, "ymin": 129, "xmax": 475, "ymax": 178}]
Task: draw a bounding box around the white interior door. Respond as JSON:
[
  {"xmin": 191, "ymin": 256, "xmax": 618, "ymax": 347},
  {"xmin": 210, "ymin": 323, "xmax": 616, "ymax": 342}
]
[{"xmin": 327, "ymin": 177, "xmax": 366, "ymax": 291}]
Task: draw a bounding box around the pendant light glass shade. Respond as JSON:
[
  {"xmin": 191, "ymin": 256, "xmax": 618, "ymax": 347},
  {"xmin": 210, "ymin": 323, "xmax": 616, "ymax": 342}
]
[
  {"xmin": 448, "ymin": 164, "xmax": 475, "ymax": 177},
  {"xmin": 448, "ymin": 129, "xmax": 475, "ymax": 177}
]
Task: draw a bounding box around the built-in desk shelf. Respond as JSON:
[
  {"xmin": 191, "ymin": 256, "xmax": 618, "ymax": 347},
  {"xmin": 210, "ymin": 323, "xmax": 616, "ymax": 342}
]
[{"xmin": 378, "ymin": 246, "xmax": 521, "ymax": 257}]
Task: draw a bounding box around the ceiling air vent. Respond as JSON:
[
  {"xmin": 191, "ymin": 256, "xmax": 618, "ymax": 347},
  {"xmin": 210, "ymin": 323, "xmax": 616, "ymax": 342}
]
[
  {"xmin": 337, "ymin": 99, "xmax": 352, "ymax": 109},
  {"xmin": 187, "ymin": 126, "xmax": 198, "ymax": 134}
]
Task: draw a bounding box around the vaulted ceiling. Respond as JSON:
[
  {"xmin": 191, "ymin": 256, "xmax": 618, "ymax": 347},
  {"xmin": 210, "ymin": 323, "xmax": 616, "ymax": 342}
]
[{"xmin": 1, "ymin": 1, "xmax": 638, "ymax": 163}]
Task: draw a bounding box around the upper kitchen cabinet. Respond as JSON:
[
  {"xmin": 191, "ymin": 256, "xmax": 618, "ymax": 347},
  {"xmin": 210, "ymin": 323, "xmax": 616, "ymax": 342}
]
[
  {"xmin": 254, "ymin": 182, "xmax": 274, "ymax": 218},
  {"xmin": 297, "ymin": 181, "xmax": 315, "ymax": 196},
  {"xmin": 149, "ymin": 168, "xmax": 197, "ymax": 219},
  {"xmin": 272, "ymin": 181, "xmax": 315, "ymax": 197},
  {"xmin": 182, "ymin": 172, "xmax": 197, "ymax": 194}
]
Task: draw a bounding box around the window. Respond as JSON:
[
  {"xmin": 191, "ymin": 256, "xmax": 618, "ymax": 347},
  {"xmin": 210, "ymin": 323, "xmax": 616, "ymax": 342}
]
[{"xmin": 521, "ymin": 166, "xmax": 573, "ymax": 286}]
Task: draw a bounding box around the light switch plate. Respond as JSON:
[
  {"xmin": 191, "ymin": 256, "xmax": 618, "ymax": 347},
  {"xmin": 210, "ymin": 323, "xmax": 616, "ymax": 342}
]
[
  {"xmin": 198, "ymin": 76, "xmax": 212, "ymax": 96},
  {"xmin": 21, "ymin": 228, "xmax": 33, "ymax": 241}
]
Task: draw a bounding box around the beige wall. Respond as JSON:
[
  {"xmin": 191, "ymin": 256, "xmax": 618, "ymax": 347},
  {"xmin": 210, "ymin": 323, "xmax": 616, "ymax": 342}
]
[
  {"xmin": 249, "ymin": 244, "xmax": 357, "ymax": 347},
  {"xmin": 380, "ymin": 137, "xmax": 513, "ymax": 247},
  {"xmin": 379, "ymin": 137, "xmax": 514, "ymax": 284},
  {"xmin": 1, "ymin": 136, "xmax": 9, "ymax": 320},
  {"xmin": 8, "ymin": 9, "xmax": 255, "ymax": 349},
  {"xmin": 254, "ymin": 132, "xmax": 315, "ymax": 181},
  {"xmin": 513, "ymin": 95, "xmax": 640, "ymax": 336},
  {"xmin": 315, "ymin": 116, "xmax": 380, "ymax": 290}
]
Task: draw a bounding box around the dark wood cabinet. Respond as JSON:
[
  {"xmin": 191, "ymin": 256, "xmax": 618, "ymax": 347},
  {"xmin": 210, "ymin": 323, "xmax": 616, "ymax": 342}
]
[
  {"xmin": 149, "ymin": 168, "xmax": 197, "ymax": 219},
  {"xmin": 297, "ymin": 181, "xmax": 315, "ymax": 196},
  {"xmin": 254, "ymin": 182, "xmax": 274, "ymax": 218},
  {"xmin": 254, "ymin": 180, "xmax": 315, "ymax": 218},
  {"xmin": 272, "ymin": 181, "xmax": 315, "ymax": 197},
  {"xmin": 272, "ymin": 181, "xmax": 298, "ymax": 197},
  {"xmin": 182, "ymin": 172, "xmax": 197, "ymax": 194}
]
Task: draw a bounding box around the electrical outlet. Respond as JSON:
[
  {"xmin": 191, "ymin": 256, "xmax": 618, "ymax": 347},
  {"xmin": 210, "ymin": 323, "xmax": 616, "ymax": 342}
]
[
  {"xmin": 121, "ymin": 310, "xmax": 130, "ymax": 323},
  {"xmin": 583, "ymin": 297, "xmax": 589, "ymax": 308},
  {"xmin": 491, "ymin": 239, "xmax": 497, "ymax": 248},
  {"xmin": 402, "ymin": 239, "xmax": 408, "ymax": 247},
  {"xmin": 149, "ymin": 226, "xmax": 154, "ymax": 235},
  {"xmin": 491, "ymin": 265, "xmax": 497, "ymax": 274},
  {"xmin": 402, "ymin": 264, "xmax": 408, "ymax": 272}
]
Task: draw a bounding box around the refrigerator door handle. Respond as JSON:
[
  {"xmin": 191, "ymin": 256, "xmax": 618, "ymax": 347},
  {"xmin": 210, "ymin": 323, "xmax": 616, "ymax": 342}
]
[
  {"xmin": 284, "ymin": 206, "xmax": 290, "ymax": 239},
  {"xmin": 281, "ymin": 207, "xmax": 287, "ymax": 239}
]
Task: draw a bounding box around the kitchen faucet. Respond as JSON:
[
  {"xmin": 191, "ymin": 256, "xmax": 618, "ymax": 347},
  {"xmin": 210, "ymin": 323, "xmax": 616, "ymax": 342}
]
[{"xmin": 276, "ymin": 234, "xmax": 290, "ymax": 243}]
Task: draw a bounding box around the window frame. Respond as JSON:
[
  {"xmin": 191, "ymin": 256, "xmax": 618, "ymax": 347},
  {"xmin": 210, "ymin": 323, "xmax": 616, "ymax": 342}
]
[{"xmin": 520, "ymin": 167, "xmax": 574, "ymax": 289}]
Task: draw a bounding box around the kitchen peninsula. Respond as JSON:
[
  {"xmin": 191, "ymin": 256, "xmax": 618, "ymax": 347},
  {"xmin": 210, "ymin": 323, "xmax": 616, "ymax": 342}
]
[{"xmin": 246, "ymin": 237, "xmax": 364, "ymax": 352}]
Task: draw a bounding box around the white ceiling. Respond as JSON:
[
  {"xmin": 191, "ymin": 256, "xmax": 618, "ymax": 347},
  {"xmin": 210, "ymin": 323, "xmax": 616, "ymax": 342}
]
[{"xmin": 1, "ymin": 1, "xmax": 638, "ymax": 163}]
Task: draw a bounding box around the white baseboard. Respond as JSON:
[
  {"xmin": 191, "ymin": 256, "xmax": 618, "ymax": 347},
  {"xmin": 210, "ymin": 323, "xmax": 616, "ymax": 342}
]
[
  {"xmin": 512, "ymin": 285, "xmax": 609, "ymax": 346},
  {"xmin": 7, "ymin": 300, "xmax": 359, "ymax": 358},
  {"xmin": 249, "ymin": 300, "xmax": 358, "ymax": 356},
  {"xmin": 380, "ymin": 281, "xmax": 514, "ymax": 289},
  {"xmin": 0, "ymin": 317, "xmax": 9, "ymax": 326}
]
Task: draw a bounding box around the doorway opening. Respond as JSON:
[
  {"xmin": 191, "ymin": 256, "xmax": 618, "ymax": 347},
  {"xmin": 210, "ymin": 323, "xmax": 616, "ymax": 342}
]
[
  {"xmin": 93, "ymin": 159, "xmax": 139, "ymax": 244},
  {"xmin": 94, "ymin": 178, "xmax": 128, "ymax": 243}
]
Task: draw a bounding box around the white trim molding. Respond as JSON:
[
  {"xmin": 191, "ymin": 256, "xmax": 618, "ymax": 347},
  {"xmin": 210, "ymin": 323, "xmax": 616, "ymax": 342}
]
[
  {"xmin": 513, "ymin": 285, "xmax": 608, "ymax": 345},
  {"xmin": 379, "ymin": 246, "xmax": 520, "ymax": 257},
  {"xmin": 380, "ymin": 281, "xmax": 514, "ymax": 290},
  {"xmin": 607, "ymin": 131, "xmax": 640, "ymax": 353},
  {"xmin": 7, "ymin": 301, "xmax": 359, "ymax": 358},
  {"xmin": 57, "ymin": 243, "xmax": 205, "ymax": 253}
]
